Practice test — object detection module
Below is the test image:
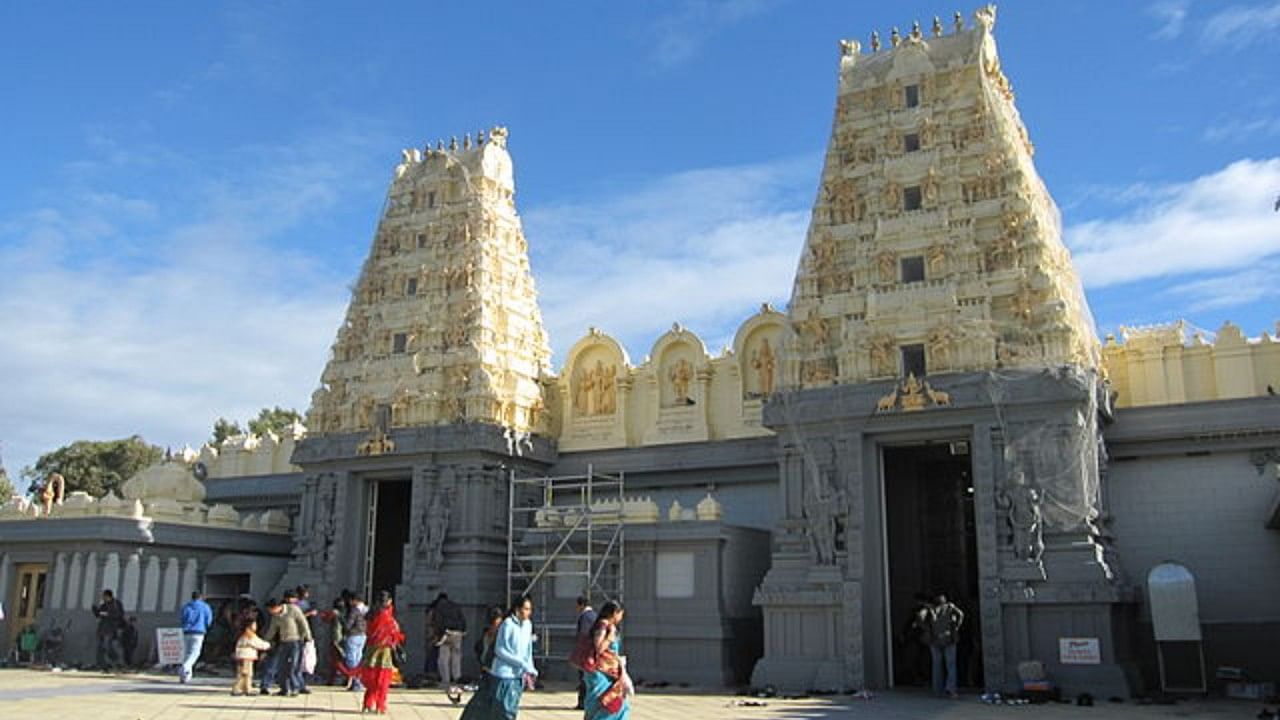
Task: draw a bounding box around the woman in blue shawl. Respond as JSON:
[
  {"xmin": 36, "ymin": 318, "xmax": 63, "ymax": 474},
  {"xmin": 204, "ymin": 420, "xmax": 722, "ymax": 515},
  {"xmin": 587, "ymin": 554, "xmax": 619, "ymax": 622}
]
[{"xmin": 460, "ymin": 595, "xmax": 537, "ymax": 720}]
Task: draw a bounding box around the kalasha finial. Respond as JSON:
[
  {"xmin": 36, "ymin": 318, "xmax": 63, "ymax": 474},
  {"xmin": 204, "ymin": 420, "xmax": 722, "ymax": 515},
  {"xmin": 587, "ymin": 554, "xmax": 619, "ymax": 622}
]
[
  {"xmin": 954, "ymin": 10, "xmax": 964, "ymax": 33},
  {"xmin": 932, "ymin": 16, "xmax": 943, "ymax": 37},
  {"xmin": 890, "ymin": 26, "xmax": 901, "ymax": 47},
  {"xmin": 870, "ymin": 30, "xmax": 881, "ymax": 52},
  {"xmin": 463, "ymin": 134, "xmax": 472, "ymax": 149},
  {"xmin": 436, "ymin": 139, "xmax": 444, "ymax": 151},
  {"xmin": 911, "ymin": 20, "xmax": 922, "ymax": 40},
  {"xmin": 477, "ymin": 129, "xmax": 486, "ymax": 144}
]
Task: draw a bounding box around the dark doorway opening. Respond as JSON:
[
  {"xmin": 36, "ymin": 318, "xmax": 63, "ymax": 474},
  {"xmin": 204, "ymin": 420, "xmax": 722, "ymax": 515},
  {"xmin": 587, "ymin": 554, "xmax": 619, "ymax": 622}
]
[
  {"xmin": 883, "ymin": 442, "xmax": 983, "ymax": 689},
  {"xmin": 370, "ymin": 479, "xmax": 412, "ymax": 600}
]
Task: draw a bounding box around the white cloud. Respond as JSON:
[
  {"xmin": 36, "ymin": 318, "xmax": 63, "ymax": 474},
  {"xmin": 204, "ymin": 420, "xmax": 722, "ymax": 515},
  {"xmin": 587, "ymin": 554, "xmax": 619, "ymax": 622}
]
[
  {"xmin": 1166, "ymin": 260, "xmax": 1280, "ymax": 311},
  {"xmin": 0, "ymin": 126, "xmax": 386, "ymax": 479},
  {"xmin": 649, "ymin": 0, "xmax": 779, "ymax": 68},
  {"xmin": 1203, "ymin": 116, "xmax": 1280, "ymax": 142},
  {"xmin": 1149, "ymin": 0, "xmax": 1190, "ymax": 39},
  {"xmin": 525, "ymin": 155, "xmax": 815, "ymax": 366},
  {"xmin": 1065, "ymin": 157, "xmax": 1280, "ymax": 288},
  {"xmin": 1202, "ymin": 2, "xmax": 1280, "ymax": 46}
]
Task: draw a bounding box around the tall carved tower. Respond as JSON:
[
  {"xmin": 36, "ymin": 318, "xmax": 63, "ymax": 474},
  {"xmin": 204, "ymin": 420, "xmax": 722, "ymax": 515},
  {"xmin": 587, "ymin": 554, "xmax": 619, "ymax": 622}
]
[
  {"xmin": 755, "ymin": 9, "xmax": 1131, "ymax": 698},
  {"xmin": 306, "ymin": 127, "xmax": 551, "ymax": 439},
  {"xmin": 786, "ymin": 7, "xmax": 1098, "ymax": 389}
]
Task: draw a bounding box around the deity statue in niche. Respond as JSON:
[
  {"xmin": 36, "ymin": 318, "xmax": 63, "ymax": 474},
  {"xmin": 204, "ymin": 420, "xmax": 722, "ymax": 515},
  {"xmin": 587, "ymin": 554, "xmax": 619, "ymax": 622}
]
[
  {"xmin": 668, "ymin": 358, "xmax": 694, "ymax": 405},
  {"xmin": 597, "ymin": 363, "xmax": 618, "ymax": 414},
  {"xmin": 416, "ymin": 489, "xmax": 451, "ymax": 570},
  {"xmin": 876, "ymin": 251, "xmax": 896, "ymax": 283},
  {"xmin": 927, "ymin": 324, "xmax": 955, "ymax": 370},
  {"xmin": 574, "ymin": 363, "xmax": 595, "ymax": 415},
  {"xmin": 802, "ymin": 469, "xmax": 846, "ymax": 566},
  {"xmin": 996, "ymin": 471, "xmax": 1044, "ymax": 562},
  {"xmin": 751, "ymin": 338, "xmax": 777, "ymax": 397},
  {"xmin": 927, "ymin": 243, "xmax": 947, "ymax": 276},
  {"xmin": 869, "ymin": 333, "xmax": 896, "ymax": 377}
]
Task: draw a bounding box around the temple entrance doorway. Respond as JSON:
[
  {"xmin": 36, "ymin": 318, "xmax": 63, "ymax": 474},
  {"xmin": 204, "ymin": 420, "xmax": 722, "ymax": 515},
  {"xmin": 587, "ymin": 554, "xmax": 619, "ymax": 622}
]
[
  {"xmin": 882, "ymin": 442, "xmax": 983, "ymax": 689},
  {"xmin": 7, "ymin": 563, "xmax": 47, "ymax": 647},
  {"xmin": 364, "ymin": 479, "xmax": 412, "ymax": 601}
]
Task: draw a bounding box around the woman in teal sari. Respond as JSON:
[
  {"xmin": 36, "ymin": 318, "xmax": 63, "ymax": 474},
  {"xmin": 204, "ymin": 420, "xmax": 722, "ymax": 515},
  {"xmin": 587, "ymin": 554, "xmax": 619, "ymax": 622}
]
[{"xmin": 583, "ymin": 601, "xmax": 631, "ymax": 720}]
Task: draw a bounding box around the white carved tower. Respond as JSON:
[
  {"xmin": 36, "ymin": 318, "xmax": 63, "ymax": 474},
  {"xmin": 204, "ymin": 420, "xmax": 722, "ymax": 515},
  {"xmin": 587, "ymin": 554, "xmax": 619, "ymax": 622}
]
[
  {"xmin": 786, "ymin": 7, "xmax": 1098, "ymax": 390},
  {"xmin": 306, "ymin": 128, "xmax": 551, "ymax": 438}
]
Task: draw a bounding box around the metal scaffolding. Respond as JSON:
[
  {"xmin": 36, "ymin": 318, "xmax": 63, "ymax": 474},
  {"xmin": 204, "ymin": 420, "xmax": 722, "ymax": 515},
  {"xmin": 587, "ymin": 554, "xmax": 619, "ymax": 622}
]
[{"xmin": 507, "ymin": 465, "xmax": 625, "ymax": 664}]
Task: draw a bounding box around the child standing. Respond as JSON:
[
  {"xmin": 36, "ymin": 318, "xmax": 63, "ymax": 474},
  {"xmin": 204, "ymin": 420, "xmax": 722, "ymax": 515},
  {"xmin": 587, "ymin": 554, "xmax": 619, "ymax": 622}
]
[{"xmin": 233, "ymin": 620, "xmax": 271, "ymax": 696}]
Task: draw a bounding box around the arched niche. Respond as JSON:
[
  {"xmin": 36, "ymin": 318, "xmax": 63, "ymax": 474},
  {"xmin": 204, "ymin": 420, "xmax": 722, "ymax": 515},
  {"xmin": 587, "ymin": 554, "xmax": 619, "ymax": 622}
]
[
  {"xmin": 732, "ymin": 305, "xmax": 789, "ymax": 399},
  {"xmin": 649, "ymin": 324, "xmax": 710, "ymax": 408},
  {"xmin": 561, "ymin": 329, "xmax": 630, "ymax": 420}
]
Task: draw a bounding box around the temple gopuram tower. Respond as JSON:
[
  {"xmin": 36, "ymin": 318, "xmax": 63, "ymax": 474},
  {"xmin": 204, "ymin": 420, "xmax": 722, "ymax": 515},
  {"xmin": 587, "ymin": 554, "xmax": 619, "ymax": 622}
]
[
  {"xmin": 287, "ymin": 128, "xmax": 557, "ymax": 652},
  {"xmin": 754, "ymin": 8, "xmax": 1134, "ymax": 697}
]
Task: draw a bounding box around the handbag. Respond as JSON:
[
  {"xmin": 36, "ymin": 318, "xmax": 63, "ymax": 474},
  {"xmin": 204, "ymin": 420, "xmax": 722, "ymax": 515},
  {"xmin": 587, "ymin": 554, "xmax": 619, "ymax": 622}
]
[
  {"xmin": 301, "ymin": 639, "xmax": 317, "ymax": 674},
  {"xmin": 567, "ymin": 631, "xmax": 597, "ymax": 672}
]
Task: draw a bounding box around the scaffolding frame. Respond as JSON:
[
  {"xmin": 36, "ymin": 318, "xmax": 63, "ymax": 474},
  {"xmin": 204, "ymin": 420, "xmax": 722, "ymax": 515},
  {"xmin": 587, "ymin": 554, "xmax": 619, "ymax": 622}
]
[{"xmin": 507, "ymin": 465, "xmax": 625, "ymax": 664}]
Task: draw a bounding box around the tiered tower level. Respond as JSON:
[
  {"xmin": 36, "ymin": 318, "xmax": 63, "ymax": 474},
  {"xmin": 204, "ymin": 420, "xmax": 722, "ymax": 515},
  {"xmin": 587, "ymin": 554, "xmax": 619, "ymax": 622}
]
[
  {"xmin": 307, "ymin": 128, "xmax": 551, "ymax": 436},
  {"xmin": 787, "ymin": 7, "xmax": 1099, "ymax": 390}
]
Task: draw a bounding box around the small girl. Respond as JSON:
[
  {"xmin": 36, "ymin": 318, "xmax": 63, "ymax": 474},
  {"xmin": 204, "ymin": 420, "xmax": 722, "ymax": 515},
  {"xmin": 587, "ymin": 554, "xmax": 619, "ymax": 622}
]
[{"xmin": 233, "ymin": 620, "xmax": 271, "ymax": 696}]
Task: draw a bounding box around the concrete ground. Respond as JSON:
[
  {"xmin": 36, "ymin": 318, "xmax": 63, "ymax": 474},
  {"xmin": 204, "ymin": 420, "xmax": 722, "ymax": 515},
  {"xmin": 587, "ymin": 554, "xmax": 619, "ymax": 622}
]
[{"xmin": 0, "ymin": 668, "xmax": 1265, "ymax": 719}]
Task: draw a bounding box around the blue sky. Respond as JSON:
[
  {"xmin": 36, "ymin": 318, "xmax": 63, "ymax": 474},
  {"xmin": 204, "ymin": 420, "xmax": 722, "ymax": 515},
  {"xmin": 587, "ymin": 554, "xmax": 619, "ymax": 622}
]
[{"xmin": 1, "ymin": 1, "xmax": 1278, "ymax": 476}]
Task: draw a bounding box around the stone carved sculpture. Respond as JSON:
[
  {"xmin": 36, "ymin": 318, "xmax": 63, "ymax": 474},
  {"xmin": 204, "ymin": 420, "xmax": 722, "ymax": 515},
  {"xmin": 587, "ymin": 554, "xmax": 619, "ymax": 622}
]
[
  {"xmin": 869, "ymin": 333, "xmax": 896, "ymax": 377},
  {"xmin": 876, "ymin": 251, "xmax": 896, "ymax": 283},
  {"xmin": 40, "ymin": 473, "xmax": 66, "ymax": 517},
  {"xmin": 802, "ymin": 469, "xmax": 846, "ymax": 566},
  {"xmin": 927, "ymin": 324, "xmax": 954, "ymax": 370},
  {"xmin": 996, "ymin": 471, "xmax": 1044, "ymax": 562},
  {"xmin": 416, "ymin": 489, "xmax": 451, "ymax": 570},
  {"xmin": 751, "ymin": 338, "xmax": 777, "ymax": 397},
  {"xmin": 668, "ymin": 358, "xmax": 694, "ymax": 405}
]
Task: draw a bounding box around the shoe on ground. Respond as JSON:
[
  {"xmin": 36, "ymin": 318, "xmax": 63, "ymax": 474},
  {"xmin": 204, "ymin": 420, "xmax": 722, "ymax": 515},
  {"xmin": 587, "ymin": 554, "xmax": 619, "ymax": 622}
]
[
  {"xmin": 298, "ymin": 688, "xmax": 311, "ymax": 694},
  {"xmin": 259, "ymin": 687, "xmax": 270, "ymax": 695},
  {"xmin": 275, "ymin": 690, "xmax": 289, "ymax": 696}
]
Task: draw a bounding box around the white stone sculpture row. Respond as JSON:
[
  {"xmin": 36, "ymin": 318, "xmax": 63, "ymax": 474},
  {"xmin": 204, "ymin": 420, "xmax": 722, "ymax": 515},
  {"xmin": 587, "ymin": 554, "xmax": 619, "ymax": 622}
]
[{"xmin": 533, "ymin": 493, "xmax": 723, "ymax": 527}]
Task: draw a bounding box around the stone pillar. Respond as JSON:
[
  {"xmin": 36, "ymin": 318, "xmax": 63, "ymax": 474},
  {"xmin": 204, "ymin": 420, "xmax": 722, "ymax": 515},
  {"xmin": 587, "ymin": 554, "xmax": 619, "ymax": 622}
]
[{"xmin": 50, "ymin": 553, "xmax": 67, "ymax": 610}]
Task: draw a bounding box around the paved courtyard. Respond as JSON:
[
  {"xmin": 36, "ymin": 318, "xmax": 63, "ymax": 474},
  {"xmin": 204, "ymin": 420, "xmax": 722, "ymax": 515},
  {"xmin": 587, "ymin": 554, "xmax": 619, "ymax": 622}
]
[{"xmin": 0, "ymin": 669, "xmax": 1266, "ymax": 719}]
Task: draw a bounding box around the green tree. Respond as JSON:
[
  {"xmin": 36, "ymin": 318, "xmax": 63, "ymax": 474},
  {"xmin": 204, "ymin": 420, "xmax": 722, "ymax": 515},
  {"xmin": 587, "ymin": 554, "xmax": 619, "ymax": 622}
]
[
  {"xmin": 247, "ymin": 406, "xmax": 303, "ymax": 437},
  {"xmin": 0, "ymin": 466, "xmax": 14, "ymax": 503},
  {"xmin": 21, "ymin": 436, "xmax": 164, "ymax": 498},
  {"xmin": 211, "ymin": 417, "xmax": 244, "ymax": 446}
]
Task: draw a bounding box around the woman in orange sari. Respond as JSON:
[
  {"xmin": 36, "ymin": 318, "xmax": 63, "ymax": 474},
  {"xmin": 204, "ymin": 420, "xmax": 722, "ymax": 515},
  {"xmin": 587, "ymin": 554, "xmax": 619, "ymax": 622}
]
[
  {"xmin": 359, "ymin": 590, "xmax": 405, "ymax": 714},
  {"xmin": 583, "ymin": 601, "xmax": 631, "ymax": 720}
]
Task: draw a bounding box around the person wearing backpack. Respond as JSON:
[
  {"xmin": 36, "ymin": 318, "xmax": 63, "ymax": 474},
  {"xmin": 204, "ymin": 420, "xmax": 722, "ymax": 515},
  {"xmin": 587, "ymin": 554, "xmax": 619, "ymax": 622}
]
[{"xmin": 929, "ymin": 592, "xmax": 964, "ymax": 698}]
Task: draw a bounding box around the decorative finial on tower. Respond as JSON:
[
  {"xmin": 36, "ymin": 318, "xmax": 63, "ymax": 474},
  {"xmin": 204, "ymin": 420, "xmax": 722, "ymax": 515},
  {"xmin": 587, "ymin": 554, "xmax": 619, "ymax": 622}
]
[
  {"xmin": 954, "ymin": 10, "xmax": 964, "ymax": 33},
  {"xmin": 449, "ymin": 136, "xmax": 458, "ymax": 151},
  {"xmin": 839, "ymin": 38, "xmax": 860, "ymax": 57},
  {"xmin": 436, "ymin": 139, "xmax": 444, "ymax": 151},
  {"xmin": 477, "ymin": 129, "xmax": 486, "ymax": 145},
  {"xmin": 911, "ymin": 20, "xmax": 922, "ymax": 40},
  {"xmin": 932, "ymin": 16, "xmax": 943, "ymax": 37},
  {"xmin": 463, "ymin": 133, "xmax": 472, "ymax": 150},
  {"xmin": 890, "ymin": 27, "xmax": 901, "ymax": 47},
  {"xmin": 870, "ymin": 30, "xmax": 881, "ymax": 52}
]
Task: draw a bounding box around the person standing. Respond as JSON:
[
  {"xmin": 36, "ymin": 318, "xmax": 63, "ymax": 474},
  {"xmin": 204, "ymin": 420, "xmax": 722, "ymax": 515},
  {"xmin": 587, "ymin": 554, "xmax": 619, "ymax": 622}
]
[
  {"xmin": 430, "ymin": 591, "xmax": 467, "ymax": 705},
  {"xmin": 359, "ymin": 590, "xmax": 406, "ymax": 715},
  {"xmin": 573, "ymin": 595, "xmax": 597, "ymax": 710},
  {"xmin": 91, "ymin": 589, "xmax": 124, "ymax": 671},
  {"xmin": 928, "ymin": 592, "xmax": 965, "ymax": 698},
  {"xmin": 178, "ymin": 590, "xmax": 213, "ymax": 683},
  {"xmin": 232, "ymin": 619, "xmax": 271, "ymax": 696},
  {"xmin": 460, "ymin": 595, "xmax": 538, "ymax": 720},
  {"xmin": 343, "ymin": 595, "xmax": 369, "ymax": 692},
  {"xmin": 473, "ymin": 605, "xmax": 505, "ymax": 674},
  {"xmin": 120, "ymin": 616, "xmax": 139, "ymax": 668},
  {"xmin": 582, "ymin": 601, "xmax": 632, "ymax": 720},
  {"xmin": 263, "ymin": 594, "xmax": 313, "ymax": 696}
]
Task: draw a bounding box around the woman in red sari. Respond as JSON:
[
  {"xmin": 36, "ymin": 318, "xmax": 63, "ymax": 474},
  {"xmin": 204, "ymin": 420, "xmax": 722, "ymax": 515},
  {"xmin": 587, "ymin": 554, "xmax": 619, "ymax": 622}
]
[{"xmin": 360, "ymin": 590, "xmax": 405, "ymax": 714}]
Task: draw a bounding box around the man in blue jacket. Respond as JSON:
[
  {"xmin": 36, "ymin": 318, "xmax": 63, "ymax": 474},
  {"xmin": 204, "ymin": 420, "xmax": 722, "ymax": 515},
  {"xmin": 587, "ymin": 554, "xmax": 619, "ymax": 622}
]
[{"xmin": 178, "ymin": 590, "xmax": 213, "ymax": 683}]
